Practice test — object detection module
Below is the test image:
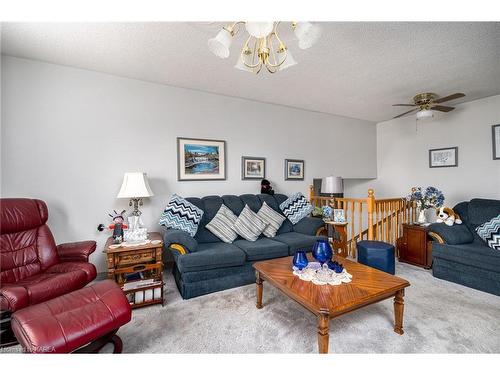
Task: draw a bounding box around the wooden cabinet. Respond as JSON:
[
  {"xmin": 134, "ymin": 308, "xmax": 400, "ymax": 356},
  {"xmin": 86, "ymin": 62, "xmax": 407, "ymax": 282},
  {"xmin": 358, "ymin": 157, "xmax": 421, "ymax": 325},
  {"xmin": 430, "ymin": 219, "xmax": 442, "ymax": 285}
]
[{"xmin": 397, "ymin": 224, "xmax": 433, "ymax": 269}]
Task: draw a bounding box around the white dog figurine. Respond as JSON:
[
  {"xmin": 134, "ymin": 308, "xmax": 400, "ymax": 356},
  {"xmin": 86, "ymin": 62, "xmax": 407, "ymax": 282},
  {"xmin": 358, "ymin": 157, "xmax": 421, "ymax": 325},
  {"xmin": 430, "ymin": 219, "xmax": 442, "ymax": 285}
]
[{"xmin": 436, "ymin": 207, "xmax": 463, "ymax": 226}]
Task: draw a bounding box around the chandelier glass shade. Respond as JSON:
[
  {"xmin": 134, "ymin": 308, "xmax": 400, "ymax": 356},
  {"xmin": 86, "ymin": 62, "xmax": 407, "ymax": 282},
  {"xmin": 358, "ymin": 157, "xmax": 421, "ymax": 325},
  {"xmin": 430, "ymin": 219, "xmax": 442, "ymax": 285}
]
[{"xmin": 208, "ymin": 21, "xmax": 321, "ymax": 74}]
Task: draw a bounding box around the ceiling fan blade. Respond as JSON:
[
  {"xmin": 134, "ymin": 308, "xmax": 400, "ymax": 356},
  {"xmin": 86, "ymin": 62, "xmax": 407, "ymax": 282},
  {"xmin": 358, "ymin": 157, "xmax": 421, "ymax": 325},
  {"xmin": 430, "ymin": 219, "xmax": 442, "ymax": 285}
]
[
  {"xmin": 392, "ymin": 104, "xmax": 416, "ymax": 107},
  {"xmin": 393, "ymin": 108, "xmax": 418, "ymax": 119},
  {"xmin": 433, "ymin": 93, "xmax": 465, "ymax": 104},
  {"xmin": 431, "ymin": 105, "xmax": 455, "ymax": 112}
]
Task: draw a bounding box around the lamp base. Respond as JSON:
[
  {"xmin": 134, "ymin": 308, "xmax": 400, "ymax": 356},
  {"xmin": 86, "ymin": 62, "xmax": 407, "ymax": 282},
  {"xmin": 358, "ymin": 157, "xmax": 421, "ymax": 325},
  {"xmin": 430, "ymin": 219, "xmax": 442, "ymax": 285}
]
[{"xmin": 129, "ymin": 198, "xmax": 143, "ymax": 216}]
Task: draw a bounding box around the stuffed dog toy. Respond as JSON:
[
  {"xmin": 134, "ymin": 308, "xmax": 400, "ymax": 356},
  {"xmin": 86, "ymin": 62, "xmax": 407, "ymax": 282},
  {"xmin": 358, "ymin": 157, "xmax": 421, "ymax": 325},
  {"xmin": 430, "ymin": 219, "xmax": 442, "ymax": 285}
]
[{"xmin": 436, "ymin": 207, "xmax": 462, "ymax": 226}]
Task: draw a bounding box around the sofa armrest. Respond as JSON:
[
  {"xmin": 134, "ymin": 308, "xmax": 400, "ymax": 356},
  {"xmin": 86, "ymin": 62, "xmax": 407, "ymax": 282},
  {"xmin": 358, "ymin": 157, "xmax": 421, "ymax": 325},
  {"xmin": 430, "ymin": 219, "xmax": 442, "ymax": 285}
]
[
  {"xmin": 293, "ymin": 217, "xmax": 325, "ymax": 236},
  {"xmin": 57, "ymin": 241, "xmax": 96, "ymax": 262},
  {"xmin": 428, "ymin": 223, "xmax": 474, "ymax": 245},
  {"xmin": 163, "ymin": 229, "xmax": 198, "ymax": 253}
]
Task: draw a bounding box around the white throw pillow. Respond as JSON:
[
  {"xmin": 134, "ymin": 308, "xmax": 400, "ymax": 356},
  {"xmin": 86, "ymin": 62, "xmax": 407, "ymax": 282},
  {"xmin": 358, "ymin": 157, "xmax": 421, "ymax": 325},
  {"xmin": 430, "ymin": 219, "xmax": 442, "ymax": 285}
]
[
  {"xmin": 257, "ymin": 201, "xmax": 286, "ymax": 238},
  {"xmin": 232, "ymin": 205, "xmax": 267, "ymax": 241},
  {"xmin": 205, "ymin": 204, "xmax": 238, "ymax": 243}
]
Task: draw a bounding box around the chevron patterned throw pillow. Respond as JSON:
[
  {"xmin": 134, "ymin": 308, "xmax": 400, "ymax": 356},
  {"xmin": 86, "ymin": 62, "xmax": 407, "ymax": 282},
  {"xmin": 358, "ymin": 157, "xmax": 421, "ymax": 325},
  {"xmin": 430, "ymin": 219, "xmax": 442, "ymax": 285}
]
[
  {"xmin": 476, "ymin": 214, "xmax": 500, "ymax": 251},
  {"xmin": 159, "ymin": 194, "xmax": 204, "ymax": 237},
  {"xmin": 279, "ymin": 192, "xmax": 313, "ymax": 225}
]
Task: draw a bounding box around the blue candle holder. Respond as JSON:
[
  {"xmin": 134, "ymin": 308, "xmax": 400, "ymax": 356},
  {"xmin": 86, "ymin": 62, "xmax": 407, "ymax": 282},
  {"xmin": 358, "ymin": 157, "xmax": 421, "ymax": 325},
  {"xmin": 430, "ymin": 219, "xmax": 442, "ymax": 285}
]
[
  {"xmin": 293, "ymin": 251, "xmax": 309, "ymax": 270},
  {"xmin": 312, "ymin": 239, "xmax": 333, "ymax": 265}
]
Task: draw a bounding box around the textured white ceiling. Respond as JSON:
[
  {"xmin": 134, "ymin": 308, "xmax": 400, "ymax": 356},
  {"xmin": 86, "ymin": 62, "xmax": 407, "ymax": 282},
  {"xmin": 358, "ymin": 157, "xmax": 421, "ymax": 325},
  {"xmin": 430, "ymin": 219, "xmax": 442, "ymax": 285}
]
[{"xmin": 1, "ymin": 22, "xmax": 499, "ymax": 122}]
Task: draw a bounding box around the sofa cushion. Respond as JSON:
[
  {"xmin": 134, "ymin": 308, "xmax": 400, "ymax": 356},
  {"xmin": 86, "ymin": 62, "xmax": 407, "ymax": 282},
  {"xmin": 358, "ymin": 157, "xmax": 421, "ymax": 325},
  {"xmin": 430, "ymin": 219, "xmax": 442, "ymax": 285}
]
[
  {"xmin": 232, "ymin": 205, "xmax": 267, "ymax": 241},
  {"xmin": 428, "ymin": 222, "xmax": 474, "ymax": 245},
  {"xmin": 189, "ymin": 196, "xmax": 223, "ymax": 244},
  {"xmin": 273, "ymin": 232, "xmax": 324, "ymax": 255},
  {"xmin": 159, "ymin": 194, "xmax": 204, "ymax": 237},
  {"xmin": 279, "ymin": 192, "xmax": 313, "ymax": 225},
  {"xmin": 475, "ymin": 214, "xmax": 500, "ymax": 250},
  {"xmin": 233, "ymin": 238, "xmax": 289, "ymax": 261},
  {"xmin": 432, "ymin": 242, "xmax": 500, "ymax": 273},
  {"xmin": 272, "ymin": 194, "xmax": 294, "ymax": 234},
  {"xmin": 205, "ymin": 204, "xmax": 238, "ymax": 243},
  {"xmin": 174, "ymin": 242, "xmax": 246, "ymax": 273},
  {"xmin": 257, "ymin": 202, "xmax": 286, "ymax": 238}
]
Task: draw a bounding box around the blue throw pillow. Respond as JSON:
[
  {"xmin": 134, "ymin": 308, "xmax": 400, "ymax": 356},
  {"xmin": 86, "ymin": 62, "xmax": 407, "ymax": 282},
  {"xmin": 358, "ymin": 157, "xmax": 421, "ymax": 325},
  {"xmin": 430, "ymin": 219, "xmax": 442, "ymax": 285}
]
[
  {"xmin": 476, "ymin": 214, "xmax": 500, "ymax": 250},
  {"xmin": 279, "ymin": 192, "xmax": 313, "ymax": 225},
  {"xmin": 159, "ymin": 194, "xmax": 204, "ymax": 237}
]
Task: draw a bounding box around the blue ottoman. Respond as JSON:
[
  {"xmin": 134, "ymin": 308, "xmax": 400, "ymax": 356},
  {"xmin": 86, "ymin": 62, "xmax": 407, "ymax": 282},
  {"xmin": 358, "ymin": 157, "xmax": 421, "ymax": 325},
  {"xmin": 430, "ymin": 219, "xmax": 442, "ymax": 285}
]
[{"xmin": 357, "ymin": 240, "xmax": 395, "ymax": 274}]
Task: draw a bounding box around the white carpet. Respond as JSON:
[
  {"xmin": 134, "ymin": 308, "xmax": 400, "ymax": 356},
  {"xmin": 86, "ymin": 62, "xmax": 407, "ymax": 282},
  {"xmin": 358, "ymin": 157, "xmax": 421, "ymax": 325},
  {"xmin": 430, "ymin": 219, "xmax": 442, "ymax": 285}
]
[{"xmin": 121, "ymin": 261, "xmax": 500, "ymax": 353}]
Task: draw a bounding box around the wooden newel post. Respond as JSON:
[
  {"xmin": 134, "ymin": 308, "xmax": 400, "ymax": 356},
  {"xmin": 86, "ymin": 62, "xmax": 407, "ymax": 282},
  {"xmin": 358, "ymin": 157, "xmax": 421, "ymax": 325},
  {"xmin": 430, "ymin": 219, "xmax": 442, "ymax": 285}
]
[
  {"xmin": 309, "ymin": 185, "xmax": 315, "ymax": 202},
  {"xmin": 367, "ymin": 188, "xmax": 375, "ymax": 240}
]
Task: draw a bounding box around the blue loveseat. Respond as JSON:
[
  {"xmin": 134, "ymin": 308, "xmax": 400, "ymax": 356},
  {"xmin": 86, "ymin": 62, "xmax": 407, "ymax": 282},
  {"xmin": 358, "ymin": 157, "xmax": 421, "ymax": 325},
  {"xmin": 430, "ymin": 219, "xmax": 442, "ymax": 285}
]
[
  {"xmin": 428, "ymin": 198, "xmax": 500, "ymax": 296},
  {"xmin": 163, "ymin": 193, "xmax": 325, "ymax": 299}
]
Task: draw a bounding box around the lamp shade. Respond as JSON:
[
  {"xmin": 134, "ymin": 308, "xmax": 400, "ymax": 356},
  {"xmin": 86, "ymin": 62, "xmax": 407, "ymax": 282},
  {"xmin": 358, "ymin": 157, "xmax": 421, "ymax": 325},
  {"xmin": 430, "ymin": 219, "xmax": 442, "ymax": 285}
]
[
  {"xmin": 234, "ymin": 52, "xmax": 254, "ymax": 72},
  {"xmin": 416, "ymin": 109, "xmax": 434, "ymax": 119},
  {"xmin": 294, "ymin": 22, "xmax": 322, "ymax": 50},
  {"xmin": 208, "ymin": 28, "xmax": 233, "ymax": 59},
  {"xmin": 321, "ymin": 176, "xmax": 343, "ymax": 194},
  {"xmin": 117, "ymin": 172, "xmax": 154, "ymax": 198}
]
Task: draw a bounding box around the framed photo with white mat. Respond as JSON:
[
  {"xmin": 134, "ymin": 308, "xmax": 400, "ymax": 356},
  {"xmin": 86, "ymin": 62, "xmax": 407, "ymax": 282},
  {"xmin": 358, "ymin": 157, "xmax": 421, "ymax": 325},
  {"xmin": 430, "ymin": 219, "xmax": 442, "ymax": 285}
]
[{"xmin": 492, "ymin": 124, "xmax": 500, "ymax": 160}]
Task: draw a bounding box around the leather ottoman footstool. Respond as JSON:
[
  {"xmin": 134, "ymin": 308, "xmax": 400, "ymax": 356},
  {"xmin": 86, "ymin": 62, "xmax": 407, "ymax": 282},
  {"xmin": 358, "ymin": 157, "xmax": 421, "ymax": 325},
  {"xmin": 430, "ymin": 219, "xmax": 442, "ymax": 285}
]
[
  {"xmin": 11, "ymin": 280, "xmax": 131, "ymax": 353},
  {"xmin": 357, "ymin": 240, "xmax": 396, "ymax": 275}
]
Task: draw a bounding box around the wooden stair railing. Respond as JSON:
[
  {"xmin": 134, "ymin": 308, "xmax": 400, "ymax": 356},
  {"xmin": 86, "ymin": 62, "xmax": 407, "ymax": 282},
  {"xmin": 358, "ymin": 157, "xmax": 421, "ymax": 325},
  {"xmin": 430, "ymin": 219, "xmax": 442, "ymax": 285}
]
[{"xmin": 309, "ymin": 186, "xmax": 417, "ymax": 257}]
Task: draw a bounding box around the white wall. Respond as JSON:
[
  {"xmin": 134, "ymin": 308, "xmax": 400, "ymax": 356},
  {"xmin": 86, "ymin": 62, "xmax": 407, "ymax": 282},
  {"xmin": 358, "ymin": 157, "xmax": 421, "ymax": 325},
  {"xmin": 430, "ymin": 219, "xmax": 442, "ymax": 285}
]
[
  {"xmin": 1, "ymin": 56, "xmax": 376, "ymax": 271},
  {"xmin": 346, "ymin": 95, "xmax": 500, "ymax": 206}
]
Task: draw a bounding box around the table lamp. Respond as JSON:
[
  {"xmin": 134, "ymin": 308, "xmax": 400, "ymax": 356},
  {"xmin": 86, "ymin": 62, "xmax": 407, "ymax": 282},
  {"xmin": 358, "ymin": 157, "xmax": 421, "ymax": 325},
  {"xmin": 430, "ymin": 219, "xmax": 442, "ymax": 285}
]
[
  {"xmin": 117, "ymin": 172, "xmax": 154, "ymax": 217},
  {"xmin": 321, "ymin": 176, "xmax": 343, "ymax": 197}
]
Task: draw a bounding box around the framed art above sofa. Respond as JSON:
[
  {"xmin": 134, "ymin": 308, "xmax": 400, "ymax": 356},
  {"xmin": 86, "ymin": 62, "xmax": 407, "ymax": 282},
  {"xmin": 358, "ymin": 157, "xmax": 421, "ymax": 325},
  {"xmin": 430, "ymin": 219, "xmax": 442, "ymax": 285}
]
[
  {"xmin": 492, "ymin": 124, "xmax": 500, "ymax": 160},
  {"xmin": 177, "ymin": 137, "xmax": 226, "ymax": 181},
  {"xmin": 241, "ymin": 156, "xmax": 266, "ymax": 180},
  {"xmin": 285, "ymin": 159, "xmax": 305, "ymax": 180}
]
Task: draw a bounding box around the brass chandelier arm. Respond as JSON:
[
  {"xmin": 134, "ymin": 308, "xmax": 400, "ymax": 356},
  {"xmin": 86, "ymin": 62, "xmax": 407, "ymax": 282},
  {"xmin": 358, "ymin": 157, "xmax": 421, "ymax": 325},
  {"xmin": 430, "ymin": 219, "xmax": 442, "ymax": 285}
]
[
  {"xmin": 223, "ymin": 21, "xmax": 245, "ymax": 36},
  {"xmin": 241, "ymin": 36, "xmax": 262, "ymax": 69},
  {"xmin": 265, "ymin": 33, "xmax": 287, "ymax": 69}
]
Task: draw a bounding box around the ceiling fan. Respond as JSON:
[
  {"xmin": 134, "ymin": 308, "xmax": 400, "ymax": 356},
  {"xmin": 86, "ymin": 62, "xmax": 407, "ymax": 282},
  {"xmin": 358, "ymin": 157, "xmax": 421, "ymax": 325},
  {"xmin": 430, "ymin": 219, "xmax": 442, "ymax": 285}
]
[{"xmin": 392, "ymin": 92, "xmax": 466, "ymax": 119}]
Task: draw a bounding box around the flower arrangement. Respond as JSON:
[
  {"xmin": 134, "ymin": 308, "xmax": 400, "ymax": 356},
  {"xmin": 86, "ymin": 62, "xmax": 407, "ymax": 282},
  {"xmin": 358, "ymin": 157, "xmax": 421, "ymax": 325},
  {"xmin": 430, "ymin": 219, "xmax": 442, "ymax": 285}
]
[{"xmin": 407, "ymin": 186, "xmax": 445, "ymax": 209}]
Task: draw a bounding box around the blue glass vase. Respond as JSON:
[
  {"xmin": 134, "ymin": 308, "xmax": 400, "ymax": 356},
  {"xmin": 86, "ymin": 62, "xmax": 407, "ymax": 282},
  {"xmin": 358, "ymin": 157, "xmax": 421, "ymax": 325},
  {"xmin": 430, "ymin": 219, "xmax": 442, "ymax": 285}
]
[
  {"xmin": 312, "ymin": 239, "xmax": 333, "ymax": 265},
  {"xmin": 293, "ymin": 251, "xmax": 309, "ymax": 270}
]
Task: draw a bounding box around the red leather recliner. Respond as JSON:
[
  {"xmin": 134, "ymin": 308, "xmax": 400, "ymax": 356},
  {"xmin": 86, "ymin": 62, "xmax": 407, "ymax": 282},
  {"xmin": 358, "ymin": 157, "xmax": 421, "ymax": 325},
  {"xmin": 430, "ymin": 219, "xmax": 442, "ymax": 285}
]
[{"xmin": 0, "ymin": 198, "xmax": 97, "ymax": 316}]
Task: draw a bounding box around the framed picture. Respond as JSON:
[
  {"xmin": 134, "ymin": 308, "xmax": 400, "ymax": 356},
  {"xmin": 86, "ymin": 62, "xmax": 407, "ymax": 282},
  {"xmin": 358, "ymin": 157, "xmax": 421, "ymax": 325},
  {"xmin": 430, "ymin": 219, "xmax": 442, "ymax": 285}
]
[
  {"xmin": 333, "ymin": 209, "xmax": 346, "ymax": 223},
  {"xmin": 492, "ymin": 124, "xmax": 500, "ymax": 160},
  {"xmin": 241, "ymin": 156, "xmax": 265, "ymax": 180},
  {"xmin": 177, "ymin": 137, "xmax": 226, "ymax": 181},
  {"xmin": 284, "ymin": 159, "xmax": 305, "ymax": 180},
  {"xmin": 429, "ymin": 147, "xmax": 458, "ymax": 168}
]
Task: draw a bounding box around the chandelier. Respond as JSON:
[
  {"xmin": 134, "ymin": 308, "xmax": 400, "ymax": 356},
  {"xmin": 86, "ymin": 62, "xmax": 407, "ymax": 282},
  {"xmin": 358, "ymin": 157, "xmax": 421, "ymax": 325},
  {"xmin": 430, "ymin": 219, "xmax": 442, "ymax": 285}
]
[{"xmin": 208, "ymin": 22, "xmax": 321, "ymax": 74}]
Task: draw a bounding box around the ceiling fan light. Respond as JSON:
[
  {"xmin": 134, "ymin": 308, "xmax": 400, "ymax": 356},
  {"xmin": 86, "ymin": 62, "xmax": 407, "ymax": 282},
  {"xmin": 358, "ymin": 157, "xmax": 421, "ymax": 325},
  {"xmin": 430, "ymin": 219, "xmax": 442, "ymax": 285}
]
[
  {"xmin": 278, "ymin": 49, "xmax": 297, "ymax": 71},
  {"xmin": 208, "ymin": 29, "xmax": 233, "ymax": 58},
  {"xmin": 234, "ymin": 53, "xmax": 254, "ymax": 72},
  {"xmin": 416, "ymin": 109, "xmax": 434, "ymax": 119},
  {"xmin": 294, "ymin": 22, "xmax": 321, "ymax": 49},
  {"xmin": 245, "ymin": 22, "xmax": 274, "ymax": 38}
]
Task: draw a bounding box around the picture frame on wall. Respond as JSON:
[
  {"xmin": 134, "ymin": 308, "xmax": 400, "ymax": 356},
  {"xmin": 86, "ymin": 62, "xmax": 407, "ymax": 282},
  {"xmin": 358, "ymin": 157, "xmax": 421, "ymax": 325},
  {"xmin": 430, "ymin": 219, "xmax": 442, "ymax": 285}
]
[
  {"xmin": 429, "ymin": 147, "xmax": 458, "ymax": 168},
  {"xmin": 177, "ymin": 137, "xmax": 226, "ymax": 181},
  {"xmin": 284, "ymin": 159, "xmax": 305, "ymax": 180},
  {"xmin": 241, "ymin": 156, "xmax": 266, "ymax": 180},
  {"xmin": 492, "ymin": 124, "xmax": 500, "ymax": 160}
]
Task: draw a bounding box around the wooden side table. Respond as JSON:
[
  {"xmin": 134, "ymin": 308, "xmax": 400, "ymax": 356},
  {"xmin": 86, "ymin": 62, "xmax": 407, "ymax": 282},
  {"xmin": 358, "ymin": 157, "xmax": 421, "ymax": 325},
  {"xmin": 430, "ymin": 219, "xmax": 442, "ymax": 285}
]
[
  {"xmin": 396, "ymin": 224, "xmax": 433, "ymax": 269},
  {"xmin": 103, "ymin": 232, "xmax": 165, "ymax": 308},
  {"xmin": 318, "ymin": 221, "xmax": 348, "ymax": 258}
]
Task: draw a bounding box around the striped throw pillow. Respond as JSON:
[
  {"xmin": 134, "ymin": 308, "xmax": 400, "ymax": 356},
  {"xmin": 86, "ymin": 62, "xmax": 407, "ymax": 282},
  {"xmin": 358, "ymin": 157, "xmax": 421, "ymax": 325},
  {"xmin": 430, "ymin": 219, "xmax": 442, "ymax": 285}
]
[
  {"xmin": 159, "ymin": 194, "xmax": 204, "ymax": 237},
  {"xmin": 232, "ymin": 204, "xmax": 267, "ymax": 242},
  {"xmin": 279, "ymin": 192, "xmax": 313, "ymax": 225},
  {"xmin": 257, "ymin": 201, "xmax": 286, "ymax": 238},
  {"xmin": 205, "ymin": 204, "xmax": 238, "ymax": 243}
]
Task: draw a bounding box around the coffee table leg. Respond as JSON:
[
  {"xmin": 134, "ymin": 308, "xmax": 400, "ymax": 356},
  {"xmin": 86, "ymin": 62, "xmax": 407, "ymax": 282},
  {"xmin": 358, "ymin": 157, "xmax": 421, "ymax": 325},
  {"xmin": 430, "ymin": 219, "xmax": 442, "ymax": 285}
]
[
  {"xmin": 394, "ymin": 289, "xmax": 405, "ymax": 335},
  {"xmin": 317, "ymin": 311, "xmax": 330, "ymax": 354},
  {"xmin": 256, "ymin": 271, "xmax": 263, "ymax": 309}
]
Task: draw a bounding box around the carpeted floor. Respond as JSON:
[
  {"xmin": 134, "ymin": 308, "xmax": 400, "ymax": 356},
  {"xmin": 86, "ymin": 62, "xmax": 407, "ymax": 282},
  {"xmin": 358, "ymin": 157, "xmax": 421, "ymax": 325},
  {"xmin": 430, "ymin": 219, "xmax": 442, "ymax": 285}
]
[{"xmin": 120, "ymin": 261, "xmax": 500, "ymax": 353}]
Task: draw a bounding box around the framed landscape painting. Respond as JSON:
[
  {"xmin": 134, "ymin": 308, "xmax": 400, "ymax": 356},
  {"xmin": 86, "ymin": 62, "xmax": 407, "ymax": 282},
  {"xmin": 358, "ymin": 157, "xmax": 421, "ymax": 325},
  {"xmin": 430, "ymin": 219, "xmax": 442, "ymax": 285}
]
[
  {"xmin": 177, "ymin": 137, "xmax": 226, "ymax": 181},
  {"xmin": 493, "ymin": 124, "xmax": 500, "ymax": 160},
  {"xmin": 241, "ymin": 156, "xmax": 265, "ymax": 180},
  {"xmin": 429, "ymin": 147, "xmax": 458, "ymax": 168},
  {"xmin": 284, "ymin": 159, "xmax": 305, "ymax": 180}
]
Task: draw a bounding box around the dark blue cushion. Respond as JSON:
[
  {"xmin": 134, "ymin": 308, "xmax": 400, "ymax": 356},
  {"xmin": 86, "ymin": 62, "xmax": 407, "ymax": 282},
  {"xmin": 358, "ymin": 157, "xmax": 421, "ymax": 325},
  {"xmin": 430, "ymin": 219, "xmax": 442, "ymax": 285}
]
[
  {"xmin": 174, "ymin": 242, "xmax": 246, "ymax": 273},
  {"xmin": 273, "ymin": 232, "xmax": 325, "ymax": 255},
  {"xmin": 257, "ymin": 194, "xmax": 281, "ymax": 211},
  {"xmin": 357, "ymin": 240, "xmax": 395, "ymax": 274},
  {"xmin": 468, "ymin": 199, "xmax": 500, "ymax": 228},
  {"xmin": 163, "ymin": 228, "xmax": 198, "ymax": 252},
  {"xmin": 432, "ymin": 242, "xmax": 500, "ymax": 273},
  {"xmin": 428, "ymin": 223, "xmax": 474, "ymax": 245},
  {"xmin": 233, "ymin": 238, "xmax": 289, "ymax": 261},
  {"xmin": 293, "ymin": 217, "xmax": 324, "ymax": 236},
  {"xmin": 221, "ymin": 195, "xmax": 245, "ymax": 215},
  {"xmin": 191, "ymin": 196, "xmax": 223, "ymax": 243},
  {"xmin": 239, "ymin": 194, "xmax": 262, "ymax": 213},
  {"xmin": 273, "ymin": 194, "xmax": 293, "ymax": 234}
]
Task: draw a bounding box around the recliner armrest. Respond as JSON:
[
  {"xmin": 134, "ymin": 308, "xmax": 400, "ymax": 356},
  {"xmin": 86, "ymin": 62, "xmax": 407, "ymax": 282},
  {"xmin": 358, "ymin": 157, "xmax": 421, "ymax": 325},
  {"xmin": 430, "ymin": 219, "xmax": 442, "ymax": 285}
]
[
  {"xmin": 163, "ymin": 229, "xmax": 198, "ymax": 253},
  {"xmin": 293, "ymin": 217, "xmax": 325, "ymax": 236},
  {"xmin": 428, "ymin": 223, "xmax": 474, "ymax": 245},
  {"xmin": 57, "ymin": 241, "xmax": 96, "ymax": 262}
]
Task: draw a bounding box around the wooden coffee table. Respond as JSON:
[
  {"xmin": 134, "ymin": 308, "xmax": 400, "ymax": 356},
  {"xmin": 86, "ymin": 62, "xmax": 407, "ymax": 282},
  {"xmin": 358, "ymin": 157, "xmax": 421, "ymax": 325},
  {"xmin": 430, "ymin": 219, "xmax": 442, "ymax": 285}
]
[{"xmin": 253, "ymin": 255, "xmax": 410, "ymax": 353}]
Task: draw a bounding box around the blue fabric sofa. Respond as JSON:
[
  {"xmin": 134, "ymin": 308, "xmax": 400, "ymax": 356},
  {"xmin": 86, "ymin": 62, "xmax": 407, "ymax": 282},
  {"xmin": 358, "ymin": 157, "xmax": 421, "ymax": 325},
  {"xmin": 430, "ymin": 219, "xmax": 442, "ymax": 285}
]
[
  {"xmin": 163, "ymin": 193, "xmax": 325, "ymax": 299},
  {"xmin": 428, "ymin": 198, "xmax": 500, "ymax": 296}
]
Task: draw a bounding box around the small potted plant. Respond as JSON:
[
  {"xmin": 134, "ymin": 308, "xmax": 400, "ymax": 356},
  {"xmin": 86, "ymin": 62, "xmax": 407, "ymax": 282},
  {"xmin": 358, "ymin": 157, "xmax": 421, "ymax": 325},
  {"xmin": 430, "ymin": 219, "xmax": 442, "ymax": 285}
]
[{"xmin": 407, "ymin": 186, "xmax": 445, "ymax": 224}]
